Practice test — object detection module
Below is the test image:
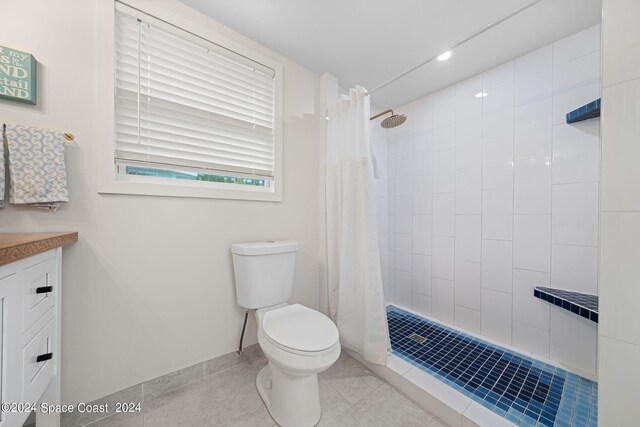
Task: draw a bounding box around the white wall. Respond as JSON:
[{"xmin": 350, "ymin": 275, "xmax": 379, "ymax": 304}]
[
  {"xmin": 599, "ymin": 0, "xmax": 640, "ymax": 423},
  {"xmin": 382, "ymin": 25, "xmax": 601, "ymax": 378},
  {"xmin": 0, "ymin": 0, "xmax": 321, "ymax": 404}
]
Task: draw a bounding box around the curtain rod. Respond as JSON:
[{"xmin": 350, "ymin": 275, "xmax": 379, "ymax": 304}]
[{"xmin": 366, "ymin": 0, "xmax": 543, "ymax": 96}]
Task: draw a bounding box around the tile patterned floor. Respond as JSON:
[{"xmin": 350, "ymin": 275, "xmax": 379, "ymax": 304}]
[
  {"xmin": 72, "ymin": 351, "xmax": 447, "ymax": 427},
  {"xmin": 387, "ymin": 305, "xmax": 598, "ymax": 427}
]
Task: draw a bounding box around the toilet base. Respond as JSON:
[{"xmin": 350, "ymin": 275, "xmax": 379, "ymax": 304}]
[{"xmin": 256, "ymin": 362, "xmax": 321, "ymax": 427}]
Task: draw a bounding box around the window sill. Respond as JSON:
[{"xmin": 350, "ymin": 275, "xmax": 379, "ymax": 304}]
[{"xmin": 97, "ymin": 174, "xmax": 282, "ymax": 202}]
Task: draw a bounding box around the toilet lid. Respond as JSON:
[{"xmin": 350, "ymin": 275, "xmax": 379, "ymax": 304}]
[{"xmin": 262, "ymin": 304, "xmax": 339, "ymax": 353}]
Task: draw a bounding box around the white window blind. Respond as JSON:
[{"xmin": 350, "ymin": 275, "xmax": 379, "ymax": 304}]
[{"xmin": 114, "ymin": 7, "xmax": 276, "ymax": 180}]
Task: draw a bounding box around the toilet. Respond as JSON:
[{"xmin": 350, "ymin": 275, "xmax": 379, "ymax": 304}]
[{"xmin": 231, "ymin": 240, "xmax": 341, "ymax": 427}]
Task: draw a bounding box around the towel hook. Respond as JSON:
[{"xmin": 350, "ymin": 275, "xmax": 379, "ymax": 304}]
[{"xmin": 63, "ymin": 132, "xmax": 74, "ymax": 141}]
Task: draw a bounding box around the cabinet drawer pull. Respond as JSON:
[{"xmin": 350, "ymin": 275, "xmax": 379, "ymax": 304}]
[
  {"xmin": 36, "ymin": 286, "xmax": 53, "ymax": 294},
  {"xmin": 36, "ymin": 353, "xmax": 53, "ymax": 363}
]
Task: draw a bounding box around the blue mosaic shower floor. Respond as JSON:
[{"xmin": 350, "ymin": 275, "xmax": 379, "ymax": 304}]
[{"xmin": 387, "ymin": 305, "xmax": 597, "ymax": 427}]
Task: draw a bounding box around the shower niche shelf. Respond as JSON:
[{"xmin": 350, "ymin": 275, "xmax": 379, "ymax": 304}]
[
  {"xmin": 566, "ymin": 98, "xmax": 601, "ymax": 124},
  {"xmin": 534, "ymin": 286, "xmax": 598, "ymax": 323}
]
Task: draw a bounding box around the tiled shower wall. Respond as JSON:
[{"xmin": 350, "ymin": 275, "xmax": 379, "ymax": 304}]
[{"xmin": 380, "ymin": 25, "xmax": 601, "ymax": 378}]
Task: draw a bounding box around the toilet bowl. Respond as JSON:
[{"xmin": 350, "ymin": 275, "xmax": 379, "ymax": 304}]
[
  {"xmin": 231, "ymin": 240, "xmax": 341, "ymax": 427},
  {"xmin": 255, "ymin": 304, "xmax": 341, "ymax": 427}
]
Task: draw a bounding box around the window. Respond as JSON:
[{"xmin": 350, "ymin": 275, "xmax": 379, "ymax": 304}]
[{"xmin": 105, "ymin": 2, "xmax": 282, "ymax": 200}]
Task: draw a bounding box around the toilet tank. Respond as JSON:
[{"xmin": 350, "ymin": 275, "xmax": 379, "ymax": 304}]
[{"xmin": 231, "ymin": 240, "xmax": 298, "ymax": 309}]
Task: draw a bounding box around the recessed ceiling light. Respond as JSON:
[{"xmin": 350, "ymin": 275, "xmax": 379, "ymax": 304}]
[
  {"xmin": 437, "ymin": 51, "xmax": 452, "ymax": 61},
  {"xmin": 475, "ymin": 91, "xmax": 488, "ymax": 98}
]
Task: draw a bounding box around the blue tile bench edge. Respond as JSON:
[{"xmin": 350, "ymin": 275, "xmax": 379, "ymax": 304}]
[
  {"xmin": 566, "ymin": 98, "xmax": 601, "ymax": 124},
  {"xmin": 533, "ymin": 287, "xmax": 598, "ymax": 323}
]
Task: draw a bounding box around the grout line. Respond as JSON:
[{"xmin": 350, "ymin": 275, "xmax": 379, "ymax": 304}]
[
  {"xmin": 452, "ymin": 95, "xmax": 458, "ymax": 328},
  {"xmin": 511, "ymin": 59, "xmax": 516, "ymax": 348},
  {"xmin": 480, "ymin": 74, "xmax": 485, "ymax": 338},
  {"xmin": 549, "ymin": 41, "xmax": 556, "ymax": 358},
  {"xmin": 599, "ymin": 333, "xmax": 640, "ymax": 349}
]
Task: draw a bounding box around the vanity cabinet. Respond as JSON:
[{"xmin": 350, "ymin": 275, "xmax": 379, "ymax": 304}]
[{"xmin": 0, "ymin": 233, "xmax": 77, "ymax": 427}]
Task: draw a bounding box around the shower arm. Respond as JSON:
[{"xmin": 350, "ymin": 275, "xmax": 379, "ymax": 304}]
[
  {"xmin": 365, "ymin": 0, "xmax": 542, "ymax": 96},
  {"xmin": 369, "ymin": 109, "xmax": 394, "ymax": 121}
]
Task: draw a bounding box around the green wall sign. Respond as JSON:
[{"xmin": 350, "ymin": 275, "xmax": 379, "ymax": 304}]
[{"xmin": 0, "ymin": 45, "xmax": 36, "ymax": 104}]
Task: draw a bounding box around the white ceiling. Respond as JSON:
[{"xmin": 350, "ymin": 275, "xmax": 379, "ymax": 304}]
[{"xmin": 179, "ymin": 0, "xmax": 602, "ymax": 108}]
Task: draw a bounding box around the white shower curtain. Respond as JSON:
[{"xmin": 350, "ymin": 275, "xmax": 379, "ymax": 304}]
[{"xmin": 326, "ymin": 86, "xmax": 390, "ymax": 365}]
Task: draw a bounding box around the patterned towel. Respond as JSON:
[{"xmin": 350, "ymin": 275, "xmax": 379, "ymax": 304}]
[{"xmin": 3, "ymin": 124, "xmax": 69, "ymax": 209}]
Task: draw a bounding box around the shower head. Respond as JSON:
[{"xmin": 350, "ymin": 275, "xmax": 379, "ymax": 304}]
[
  {"xmin": 369, "ymin": 109, "xmax": 407, "ymax": 129},
  {"xmin": 380, "ymin": 113, "xmax": 407, "ymax": 129}
]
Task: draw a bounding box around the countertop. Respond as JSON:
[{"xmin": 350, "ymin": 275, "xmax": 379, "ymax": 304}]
[{"xmin": 0, "ymin": 232, "xmax": 78, "ymax": 266}]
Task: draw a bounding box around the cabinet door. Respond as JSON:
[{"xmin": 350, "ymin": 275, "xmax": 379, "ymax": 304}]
[{"xmin": 0, "ymin": 272, "xmax": 22, "ymax": 427}]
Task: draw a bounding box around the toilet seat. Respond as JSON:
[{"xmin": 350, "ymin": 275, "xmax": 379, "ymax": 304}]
[{"xmin": 261, "ymin": 304, "xmax": 339, "ymax": 356}]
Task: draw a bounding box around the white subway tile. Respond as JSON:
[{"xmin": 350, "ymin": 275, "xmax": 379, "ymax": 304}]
[
  {"xmin": 434, "ymin": 104, "xmax": 455, "ymax": 129},
  {"xmin": 483, "ymin": 84, "xmax": 515, "ymax": 140},
  {"xmin": 481, "ymin": 240, "xmax": 513, "ymax": 293},
  {"xmin": 515, "ymin": 45, "xmax": 553, "ymax": 106},
  {"xmin": 412, "ymin": 293, "xmax": 432, "ymax": 317},
  {"xmin": 454, "ymin": 260, "xmax": 482, "ymax": 310},
  {"xmin": 412, "ymin": 253, "xmax": 432, "ymax": 296},
  {"xmin": 549, "ymin": 306, "xmax": 597, "ymax": 377},
  {"xmin": 388, "ymin": 215, "xmax": 396, "ymax": 244},
  {"xmin": 600, "ymin": 212, "xmax": 640, "ymax": 347},
  {"xmin": 552, "ymin": 182, "xmax": 599, "ymax": 246},
  {"xmin": 396, "ymin": 270, "xmax": 413, "ymax": 308},
  {"xmin": 512, "ymin": 322, "xmax": 550, "ymax": 358},
  {"xmin": 413, "ymin": 173, "xmax": 433, "ymax": 215},
  {"xmin": 481, "ymin": 289, "xmax": 513, "ymax": 344},
  {"xmin": 395, "ymin": 128, "xmax": 412, "ymax": 159},
  {"xmin": 413, "ymin": 95, "xmax": 433, "ymax": 135},
  {"xmin": 433, "ymin": 193, "xmax": 455, "ymax": 237},
  {"xmin": 396, "ymin": 195, "xmax": 412, "ymax": 234},
  {"xmin": 433, "ymin": 124, "xmax": 455, "ymax": 152},
  {"xmin": 432, "ymin": 278, "xmax": 455, "ymax": 324},
  {"xmin": 411, "ymin": 133, "xmax": 432, "ymax": 175},
  {"xmin": 513, "ymin": 157, "xmax": 552, "ymax": 215},
  {"xmin": 433, "ymin": 86, "xmax": 456, "ymax": 109},
  {"xmin": 456, "ymin": 74, "xmax": 483, "ymax": 123},
  {"xmin": 551, "ymin": 244, "xmax": 598, "ymax": 295},
  {"xmin": 396, "ymin": 233, "xmax": 413, "ymax": 272},
  {"xmin": 601, "ymin": 80, "xmax": 640, "ymax": 211},
  {"xmin": 599, "ymin": 336, "xmax": 640, "ymax": 424},
  {"xmin": 513, "ymin": 268, "xmax": 550, "ymax": 330},
  {"xmin": 513, "ymin": 215, "xmax": 551, "ymax": 272},
  {"xmin": 553, "ymin": 121, "xmax": 600, "ymax": 184},
  {"xmin": 482, "ymin": 188, "xmax": 513, "ymax": 240},
  {"xmin": 603, "ymin": 3, "xmax": 640, "ymax": 87},
  {"xmin": 412, "ymin": 214, "xmax": 432, "ymax": 255},
  {"xmin": 387, "ymin": 285, "xmax": 396, "ymax": 304},
  {"xmin": 455, "ymin": 305, "xmax": 481, "ymax": 334},
  {"xmin": 388, "ymin": 158, "xmax": 397, "ymax": 180},
  {"xmin": 388, "ymin": 137, "xmax": 397, "ymax": 161},
  {"xmin": 553, "ymin": 24, "xmax": 601, "ymax": 65},
  {"xmin": 455, "ymin": 215, "xmax": 481, "ymax": 262},
  {"xmin": 456, "ymin": 118, "xmax": 483, "ymax": 169},
  {"xmin": 433, "ymin": 236, "xmax": 455, "ymax": 280},
  {"xmin": 482, "ymin": 136, "xmax": 514, "ymax": 190},
  {"xmin": 433, "ymin": 148, "xmax": 455, "ymax": 193},
  {"xmin": 483, "ymin": 61, "xmax": 514, "ymax": 91},
  {"xmin": 396, "ymin": 158, "xmax": 412, "ymax": 196},
  {"xmin": 456, "ymin": 167, "xmax": 482, "ymax": 215},
  {"xmin": 514, "ymin": 98, "xmax": 552, "ymax": 160}
]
